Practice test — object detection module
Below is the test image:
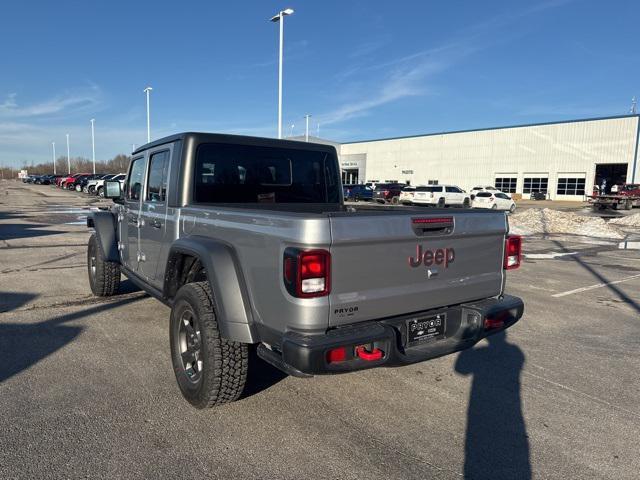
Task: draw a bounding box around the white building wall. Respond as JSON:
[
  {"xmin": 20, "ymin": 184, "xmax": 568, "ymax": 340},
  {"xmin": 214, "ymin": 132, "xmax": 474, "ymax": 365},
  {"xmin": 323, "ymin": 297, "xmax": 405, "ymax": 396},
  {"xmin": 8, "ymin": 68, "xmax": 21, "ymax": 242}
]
[{"xmin": 339, "ymin": 116, "xmax": 640, "ymax": 200}]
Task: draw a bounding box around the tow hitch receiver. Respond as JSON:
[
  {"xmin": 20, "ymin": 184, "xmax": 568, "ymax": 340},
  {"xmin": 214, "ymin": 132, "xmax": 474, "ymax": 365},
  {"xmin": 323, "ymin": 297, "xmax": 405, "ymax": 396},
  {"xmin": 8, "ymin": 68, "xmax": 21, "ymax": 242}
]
[{"xmin": 355, "ymin": 345, "xmax": 384, "ymax": 361}]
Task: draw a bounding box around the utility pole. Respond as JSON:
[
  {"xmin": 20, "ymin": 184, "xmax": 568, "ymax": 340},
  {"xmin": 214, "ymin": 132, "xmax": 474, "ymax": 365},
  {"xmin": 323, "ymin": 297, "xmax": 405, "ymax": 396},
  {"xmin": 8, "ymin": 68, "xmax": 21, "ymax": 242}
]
[
  {"xmin": 305, "ymin": 114, "xmax": 311, "ymax": 142},
  {"xmin": 289, "ymin": 123, "xmax": 295, "ymax": 137},
  {"xmin": 90, "ymin": 118, "xmax": 96, "ymax": 174},
  {"xmin": 52, "ymin": 142, "xmax": 56, "ymax": 175},
  {"xmin": 270, "ymin": 8, "xmax": 295, "ymax": 139},
  {"xmin": 66, "ymin": 134, "xmax": 71, "ymax": 174},
  {"xmin": 144, "ymin": 86, "xmax": 153, "ymax": 143}
]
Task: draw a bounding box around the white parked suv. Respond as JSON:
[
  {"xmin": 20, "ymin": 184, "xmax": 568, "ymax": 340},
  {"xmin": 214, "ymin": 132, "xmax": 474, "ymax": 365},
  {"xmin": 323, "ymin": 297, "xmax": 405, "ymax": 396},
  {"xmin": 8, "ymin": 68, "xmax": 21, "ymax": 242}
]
[
  {"xmin": 472, "ymin": 191, "xmax": 516, "ymax": 212},
  {"xmin": 93, "ymin": 173, "xmax": 126, "ymax": 197},
  {"xmin": 411, "ymin": 185, "xmax": 471, "ymax": 208}
]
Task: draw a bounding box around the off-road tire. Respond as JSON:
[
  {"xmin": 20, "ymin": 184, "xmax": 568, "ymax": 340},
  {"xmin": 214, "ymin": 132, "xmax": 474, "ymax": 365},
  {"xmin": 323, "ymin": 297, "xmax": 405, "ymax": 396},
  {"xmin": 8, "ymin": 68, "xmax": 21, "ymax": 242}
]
[
  {"xmin": 170, "ymin": 281, "xmax": 249, "ymax": 408},
  {"xmin": 87, "ymin": 233, "xmax": 120, "ymax": 296}
]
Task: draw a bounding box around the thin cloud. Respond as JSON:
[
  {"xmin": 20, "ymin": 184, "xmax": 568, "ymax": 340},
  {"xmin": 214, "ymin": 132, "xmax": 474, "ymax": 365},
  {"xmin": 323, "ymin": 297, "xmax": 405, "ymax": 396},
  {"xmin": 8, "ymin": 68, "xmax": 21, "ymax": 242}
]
[
  {"xmin": 0, "ymin": 86, "xmax": 103, "ymax": 119},
  {"xmin": 319, "ymin": 0, "xmax": 574, "ymax": 129}
]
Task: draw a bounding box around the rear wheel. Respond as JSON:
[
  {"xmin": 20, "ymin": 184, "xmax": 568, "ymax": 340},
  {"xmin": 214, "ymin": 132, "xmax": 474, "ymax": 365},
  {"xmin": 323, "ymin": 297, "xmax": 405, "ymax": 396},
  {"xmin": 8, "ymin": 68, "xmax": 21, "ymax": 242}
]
[
  {"xmin": 463, "ymin": 197, "xmax": 470, "ymax": 208},
  {"xmin": 97, "ymin": 186, "xmax": 104, "ymax": 197},
  {"xmin": 437, "ymin": 198, "xmax": 446, "ymax": 208},
  {"xmin": 170, "ymin": 282, "xmax": 249, "ymax": 408},
  {"xmin": 87, "ymin": 233, "xmax": 120, "ymax": 297},
  {"xmin": 491, "ymin": 204, "xmax": 498, "ymax": 210},
  {"xmin": 391, "ymin": 196, "xmax": 399, "ymax": 205},
  {"xmin": 509, "ymin": 204, "xmax": 516, "ymax": 213}
]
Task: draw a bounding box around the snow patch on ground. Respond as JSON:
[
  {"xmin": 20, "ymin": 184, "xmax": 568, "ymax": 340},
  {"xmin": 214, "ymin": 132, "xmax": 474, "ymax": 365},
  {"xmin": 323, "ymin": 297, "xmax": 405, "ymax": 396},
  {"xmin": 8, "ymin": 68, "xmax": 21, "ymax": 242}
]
[
  {"xmin": 509, "ymin": 208, "xmax": 625, "ymax": 239},
  {"xmin": 609, "ymin": 213, "xmax": 640, "ymax": 227}
]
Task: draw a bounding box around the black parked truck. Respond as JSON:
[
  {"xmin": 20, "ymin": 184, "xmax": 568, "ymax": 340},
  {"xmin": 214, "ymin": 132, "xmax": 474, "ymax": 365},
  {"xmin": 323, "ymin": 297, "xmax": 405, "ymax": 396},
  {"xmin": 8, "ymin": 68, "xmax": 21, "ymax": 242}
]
[{"xmin": 87, "ymin": 132, "xmax": 524, "ymax": 409}]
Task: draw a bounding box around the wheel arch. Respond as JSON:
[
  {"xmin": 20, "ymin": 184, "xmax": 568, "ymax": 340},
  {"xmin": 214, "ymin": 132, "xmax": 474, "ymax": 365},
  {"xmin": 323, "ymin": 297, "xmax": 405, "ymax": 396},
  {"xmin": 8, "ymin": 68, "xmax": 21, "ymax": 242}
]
[{"xmin": 164, "ymin": 237, "xmax": 257, "ymax": 344}]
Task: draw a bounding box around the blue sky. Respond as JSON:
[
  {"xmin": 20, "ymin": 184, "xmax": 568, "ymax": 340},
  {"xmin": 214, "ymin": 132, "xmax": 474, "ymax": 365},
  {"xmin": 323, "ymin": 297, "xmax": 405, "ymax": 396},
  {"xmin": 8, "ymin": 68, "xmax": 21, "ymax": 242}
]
[{"xmin": 1, "ymin": 0, "xmax": 639, "ymax": 167}]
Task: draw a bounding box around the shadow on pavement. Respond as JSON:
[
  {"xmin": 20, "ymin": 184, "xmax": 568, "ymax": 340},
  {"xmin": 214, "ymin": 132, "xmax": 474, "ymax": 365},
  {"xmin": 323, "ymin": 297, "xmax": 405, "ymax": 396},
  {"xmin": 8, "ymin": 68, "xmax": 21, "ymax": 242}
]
[
  {"xmin": 0, "ymin": 292, "xmax": 39, "ymax": 313},
  {"xmin": 552, "ymin": 239, "xmax": 640, "ymax": 314},
  {"xmin": 455, "ymin": 331, "xmax": 531, "ymax": 479},
  {"xmin": 0, "ymin": 296, "xmax": 144, "ymax": 384},
  {"xmin": 0, "ymin": 223, "xmax": 65, "ymax": 241}
]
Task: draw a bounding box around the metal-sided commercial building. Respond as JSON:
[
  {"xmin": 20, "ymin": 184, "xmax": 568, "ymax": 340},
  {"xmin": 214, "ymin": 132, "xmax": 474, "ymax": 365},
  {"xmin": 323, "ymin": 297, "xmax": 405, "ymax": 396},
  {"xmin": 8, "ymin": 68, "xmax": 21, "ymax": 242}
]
[{"xmin": 332, "ymin": 114, "xmax": 640, "ymax": 201}]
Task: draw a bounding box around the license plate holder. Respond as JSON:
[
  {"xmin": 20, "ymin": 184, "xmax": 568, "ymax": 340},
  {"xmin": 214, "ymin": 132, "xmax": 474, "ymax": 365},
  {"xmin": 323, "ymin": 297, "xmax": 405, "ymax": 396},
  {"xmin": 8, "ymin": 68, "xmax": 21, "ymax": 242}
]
[{"xmin": 406, "ymin": 314, "xmax": 446, "ymax": 345}]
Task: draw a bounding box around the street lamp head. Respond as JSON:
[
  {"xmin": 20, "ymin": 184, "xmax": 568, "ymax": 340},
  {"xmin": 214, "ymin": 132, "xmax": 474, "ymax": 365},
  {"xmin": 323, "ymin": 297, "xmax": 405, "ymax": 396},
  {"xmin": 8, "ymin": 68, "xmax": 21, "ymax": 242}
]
[
  {"xmin": 144, "ymin": 86, "xmax": 153, "ymax": 92},
  {"xmin": 270, "ymin": 8, "xmax": 294, "ymax": 21}
]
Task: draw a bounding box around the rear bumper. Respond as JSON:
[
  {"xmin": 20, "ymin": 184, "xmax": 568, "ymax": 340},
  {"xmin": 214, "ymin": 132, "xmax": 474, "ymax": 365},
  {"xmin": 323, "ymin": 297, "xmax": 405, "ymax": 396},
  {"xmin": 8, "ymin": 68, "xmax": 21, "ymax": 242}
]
[{"xmin": 270, "ymin": 295, "xmax": 523, "ymax": 376}]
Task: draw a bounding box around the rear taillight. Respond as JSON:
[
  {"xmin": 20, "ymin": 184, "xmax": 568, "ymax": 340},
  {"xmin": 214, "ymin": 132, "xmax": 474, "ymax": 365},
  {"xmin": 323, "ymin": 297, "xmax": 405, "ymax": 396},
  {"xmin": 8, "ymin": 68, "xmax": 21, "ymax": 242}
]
[
  {"xmin": 382, "ymin": 189, "xmax": 390, "ymax": 197},
  {"xmin": 504, "ymin": 235, "xmax": 522, "ymax": 270},
  {"xmin": 283, "ymin": 248, "xmax": 331, "ymax": 298}
]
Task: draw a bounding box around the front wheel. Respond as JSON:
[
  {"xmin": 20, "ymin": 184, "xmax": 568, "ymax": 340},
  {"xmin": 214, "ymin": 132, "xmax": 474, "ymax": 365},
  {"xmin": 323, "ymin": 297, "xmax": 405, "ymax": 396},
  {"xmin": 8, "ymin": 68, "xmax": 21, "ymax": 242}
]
[
  {"xmin": 170, "ymin": 282, "xmax": 249, "ymax": 408},
  {"xmin": 509, "ymin": 204, "xmax": 516, "ymax": 213},
  {"xmin": 75, "ymin": 184, "xmax": 82, "ymax": 192},
  {"xmin": 463, "ymin": 198, "xmax": 470, "ymax": 208},
  {"xmin": 87, "ymin": 233, "xmax": 120, "ymax": 296}
]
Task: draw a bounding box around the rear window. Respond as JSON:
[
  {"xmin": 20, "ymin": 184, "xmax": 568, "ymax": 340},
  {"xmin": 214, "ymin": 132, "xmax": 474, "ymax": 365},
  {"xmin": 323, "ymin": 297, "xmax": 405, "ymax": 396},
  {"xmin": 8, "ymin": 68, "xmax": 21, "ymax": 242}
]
[
  {"xmin": 194, "ymin": 143, "xmax": 340, "ymax": 204},
  {"xmin": 415, "ymin": 186, "xmax": 442, "ymax": 192},
  {"xmin": 476, "ymin": 192, "xmax": 492, "ymax": 197},
  {"xmin": 402, "ymin": 186, "xmax": 416, "ymax": 191}
]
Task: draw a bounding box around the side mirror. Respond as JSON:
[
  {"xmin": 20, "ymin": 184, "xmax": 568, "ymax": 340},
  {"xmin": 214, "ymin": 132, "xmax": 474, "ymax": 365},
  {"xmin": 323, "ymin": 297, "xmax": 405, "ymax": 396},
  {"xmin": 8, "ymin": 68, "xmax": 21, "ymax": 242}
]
[{"xmin": 104, "ymin": 180, "xmax": 122, "ymax": 199}]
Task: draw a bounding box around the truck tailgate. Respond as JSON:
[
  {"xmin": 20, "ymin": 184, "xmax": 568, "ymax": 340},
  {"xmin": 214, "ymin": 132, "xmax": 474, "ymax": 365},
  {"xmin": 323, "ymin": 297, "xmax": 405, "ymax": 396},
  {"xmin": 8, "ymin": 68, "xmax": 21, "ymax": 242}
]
[{"xmin": 328, "ymin": 211, "xmax": 507, "ymax": 326}]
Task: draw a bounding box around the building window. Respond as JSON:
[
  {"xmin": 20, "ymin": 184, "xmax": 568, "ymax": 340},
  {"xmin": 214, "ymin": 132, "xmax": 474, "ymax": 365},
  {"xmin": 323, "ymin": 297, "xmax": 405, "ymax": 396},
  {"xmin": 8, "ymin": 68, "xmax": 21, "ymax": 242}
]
[
  {"xmin": 494, "ymin": 177, "xmax": 517, "ymax": 193},
  {"xmin": 427, "ymin": 179, "xmax": 439, "ymax": 185},
  {"xmin": 523, "ymin": 177, "xmax": 548, "ymax": 194},
  {"xmin": 557, "ymin": 178, "xmax": 586, "ymax": 196}
]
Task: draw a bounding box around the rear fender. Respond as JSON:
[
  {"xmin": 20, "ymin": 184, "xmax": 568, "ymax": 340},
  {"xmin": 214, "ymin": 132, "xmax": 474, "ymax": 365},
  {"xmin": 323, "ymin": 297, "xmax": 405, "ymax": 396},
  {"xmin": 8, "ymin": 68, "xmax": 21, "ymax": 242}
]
[
  {"xmin": 165, "ymin": 237, "xmax": 257, "ymax": 344},
  {"xmin": 87, "ymin": 211, "xmax": 119, "ymax": 262}
]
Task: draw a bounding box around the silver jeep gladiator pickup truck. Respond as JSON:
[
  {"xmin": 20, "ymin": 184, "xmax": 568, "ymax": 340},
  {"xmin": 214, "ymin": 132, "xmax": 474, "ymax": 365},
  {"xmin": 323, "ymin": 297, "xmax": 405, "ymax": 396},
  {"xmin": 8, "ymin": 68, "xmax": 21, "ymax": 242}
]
[{"xmin": 87, "ymin": 132, "xmax": 524, "ymax": 409}]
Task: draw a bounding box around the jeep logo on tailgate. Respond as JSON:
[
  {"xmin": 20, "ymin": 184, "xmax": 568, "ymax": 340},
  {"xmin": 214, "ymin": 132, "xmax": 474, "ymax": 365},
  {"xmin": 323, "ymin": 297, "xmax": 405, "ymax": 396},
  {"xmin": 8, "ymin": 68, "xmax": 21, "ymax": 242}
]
[{"xmin": 408, "ymin": 245, "xmax": 455, "ymax": 268}]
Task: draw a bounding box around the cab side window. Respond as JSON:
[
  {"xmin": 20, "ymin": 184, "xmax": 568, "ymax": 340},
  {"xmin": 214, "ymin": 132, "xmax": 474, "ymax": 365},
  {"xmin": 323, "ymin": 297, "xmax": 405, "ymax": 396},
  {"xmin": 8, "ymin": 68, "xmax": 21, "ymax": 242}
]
[
  {"xmin": 146, "ymin": 151, "xmax": 170, "ymax": 202},
  {"xmin": 126, "ymin": 157, "xmax": 145, "ymax": 201}
]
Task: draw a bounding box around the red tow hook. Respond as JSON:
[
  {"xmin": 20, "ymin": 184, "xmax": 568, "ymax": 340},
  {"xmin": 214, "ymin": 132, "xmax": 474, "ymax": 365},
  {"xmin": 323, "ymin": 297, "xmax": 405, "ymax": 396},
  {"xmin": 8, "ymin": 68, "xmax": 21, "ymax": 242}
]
[{"xmin": 355, "ymin": 345, "xmax": 384, "ymax": 361}]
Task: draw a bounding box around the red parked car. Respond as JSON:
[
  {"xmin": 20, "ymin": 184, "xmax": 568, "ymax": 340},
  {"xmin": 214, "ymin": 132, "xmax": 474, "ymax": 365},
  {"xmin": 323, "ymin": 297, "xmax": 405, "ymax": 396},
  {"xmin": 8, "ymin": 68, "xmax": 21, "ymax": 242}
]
[{"xmin": 59, "ymin": 173, "xmax": 90, "ymax": 189}]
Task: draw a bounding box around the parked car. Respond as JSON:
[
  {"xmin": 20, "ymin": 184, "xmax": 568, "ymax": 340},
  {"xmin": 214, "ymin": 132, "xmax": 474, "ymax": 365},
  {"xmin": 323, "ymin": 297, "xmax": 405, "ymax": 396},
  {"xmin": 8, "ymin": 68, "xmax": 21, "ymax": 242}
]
[
  {"xmin": 343, "ymin": 184, "xmax": 373, "ymax": 202},
  {"xmin": 87, "ymin": 132, "xmax": 523, "ymax": 409},
  {"xmin": 373, "ymin": 183, "xmax": 406, "ymax": 204},
  {"xmin": 472, "ymin": 191, "xmax": 516, "ymax": 212},
  {"xmin": 411, "ymin": 185, "xmax": 471, "ymax": 208},
  {"xmin": 86, "ymin": 174, "xmax": 113, "ymax": 194},
  {"xmin": 470, "ymin": 185, "xmax": 501, "ymax": 200},
  {"xmin": 96, "ymin": 174, "xmax": 126, "ymax": 197},
  {"xmin": 399, "ymin": 186, "xmax": 417, "ymax": 205}
]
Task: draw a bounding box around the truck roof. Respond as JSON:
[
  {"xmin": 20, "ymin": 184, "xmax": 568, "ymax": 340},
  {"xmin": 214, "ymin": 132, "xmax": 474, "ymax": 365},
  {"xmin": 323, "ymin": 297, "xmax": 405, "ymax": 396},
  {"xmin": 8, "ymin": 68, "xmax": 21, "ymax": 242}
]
[{"xmin": 132, "ymin": 132, "xmax": 338, "ymax": 156}]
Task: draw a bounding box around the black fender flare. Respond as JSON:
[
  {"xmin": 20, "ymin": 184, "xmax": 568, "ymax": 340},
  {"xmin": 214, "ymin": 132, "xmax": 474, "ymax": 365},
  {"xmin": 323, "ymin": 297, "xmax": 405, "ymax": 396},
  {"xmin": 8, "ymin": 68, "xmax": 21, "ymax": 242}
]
[
  {"xmin": 87, "ymin": 211, "xmax": 119, "ymax": 262},
  {"xmin": 165, "ymin": 236, "xmax": 257, "ymax": 344}
]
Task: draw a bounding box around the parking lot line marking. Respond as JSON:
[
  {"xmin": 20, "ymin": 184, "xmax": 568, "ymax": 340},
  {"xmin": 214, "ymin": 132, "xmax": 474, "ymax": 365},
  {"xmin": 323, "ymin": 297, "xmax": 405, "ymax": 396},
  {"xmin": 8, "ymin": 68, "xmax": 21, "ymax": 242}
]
[
  {"xmin": 551, "ymin": 273, "xmax": 640, "ymax": 298},
  {"xmin": 525, "ymin": 251, "xmax": 578, "ymax": 259}
]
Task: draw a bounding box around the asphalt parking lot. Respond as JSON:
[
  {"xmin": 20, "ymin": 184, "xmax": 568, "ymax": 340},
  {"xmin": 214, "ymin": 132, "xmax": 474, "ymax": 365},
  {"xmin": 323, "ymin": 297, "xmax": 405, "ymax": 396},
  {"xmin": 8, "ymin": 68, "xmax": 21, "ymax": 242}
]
[{"xmin": 1, "ymin": 181, "xmax": 639, "ymax": 479}]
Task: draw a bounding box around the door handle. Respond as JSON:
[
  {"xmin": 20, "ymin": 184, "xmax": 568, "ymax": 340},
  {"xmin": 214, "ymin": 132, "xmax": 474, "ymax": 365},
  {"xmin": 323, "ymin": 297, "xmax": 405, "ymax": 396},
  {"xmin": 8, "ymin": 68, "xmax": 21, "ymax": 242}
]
[{"xmin": 151, "ymin": 219, "xmax": 163, "ymax": 229}]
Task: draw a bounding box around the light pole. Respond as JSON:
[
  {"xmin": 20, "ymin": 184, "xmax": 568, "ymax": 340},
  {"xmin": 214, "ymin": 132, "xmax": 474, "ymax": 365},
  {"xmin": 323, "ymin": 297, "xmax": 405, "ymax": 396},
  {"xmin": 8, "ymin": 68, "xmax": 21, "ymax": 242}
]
[
  {"xmin": 52, "ymin": 142, "xmax": 56, "ymax": 175},
  {"xmin": 304, "ymin": 114, "xmax": 311, "ymax": 142},
  {"xmin": 270, "ymin": 8, "xmax": 294, "ymax": 139},
  {"xmin": 66, "ymin": 134, "xmax": 71, "ymax": 174},
  {"xmin": 144, "ymin": 86, "xmax": 152, "ymax": 143},
  {"xmin": 289, "ymin": 123, "xmax": 295, "ymax": 137},
  {"xmin": 90, "ymin": 119, "xmax": 96, "ymax": 174}
]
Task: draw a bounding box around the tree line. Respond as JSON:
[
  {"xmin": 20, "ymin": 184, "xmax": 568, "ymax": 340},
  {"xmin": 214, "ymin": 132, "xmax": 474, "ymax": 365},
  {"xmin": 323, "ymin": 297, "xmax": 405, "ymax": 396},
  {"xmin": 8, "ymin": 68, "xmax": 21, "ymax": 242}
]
[{"xmin": 0, "ymin": 154, "xmax": 132, "ymax": 179}]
